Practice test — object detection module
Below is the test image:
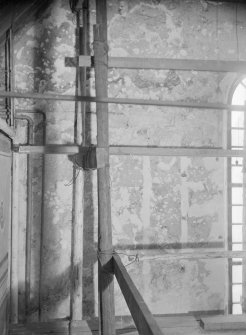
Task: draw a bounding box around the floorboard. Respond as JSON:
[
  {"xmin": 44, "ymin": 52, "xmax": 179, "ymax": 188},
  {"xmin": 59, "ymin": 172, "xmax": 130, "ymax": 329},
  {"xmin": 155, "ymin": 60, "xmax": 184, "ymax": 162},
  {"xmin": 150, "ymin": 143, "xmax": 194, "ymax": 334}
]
[{"xmin": 9, "ymin": 315, "xmax": 246, "ymax": 335}]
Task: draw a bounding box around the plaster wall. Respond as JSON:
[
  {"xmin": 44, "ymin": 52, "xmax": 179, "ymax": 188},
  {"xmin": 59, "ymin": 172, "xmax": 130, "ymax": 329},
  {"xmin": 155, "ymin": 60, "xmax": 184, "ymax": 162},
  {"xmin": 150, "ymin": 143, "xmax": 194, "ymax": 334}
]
[
  {"xmin": 13, "ymin": 0, "xmax": 77, "ymax": 321},
  {"xmin": 8, "ymin": 0, "xmax": 246, "ymax": 321}
]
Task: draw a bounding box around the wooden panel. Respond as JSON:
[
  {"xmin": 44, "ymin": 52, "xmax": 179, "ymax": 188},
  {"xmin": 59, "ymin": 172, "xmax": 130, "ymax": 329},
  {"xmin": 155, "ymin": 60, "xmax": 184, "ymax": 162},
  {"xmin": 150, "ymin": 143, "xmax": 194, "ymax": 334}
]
[
  {"xmin": 201, "ymin": 315, "xmax": 246, "ymax": 330},
  {"xmin": 113, "ymin": 254, "xmax": 163, "ymax": 335}
]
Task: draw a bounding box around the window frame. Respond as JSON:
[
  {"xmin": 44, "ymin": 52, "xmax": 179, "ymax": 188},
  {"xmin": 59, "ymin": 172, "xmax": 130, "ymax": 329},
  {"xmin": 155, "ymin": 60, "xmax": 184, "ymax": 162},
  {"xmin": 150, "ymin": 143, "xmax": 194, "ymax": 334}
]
[{"xmin": 227, "ymin": 76, "xmax": 246, "ymax": 315}]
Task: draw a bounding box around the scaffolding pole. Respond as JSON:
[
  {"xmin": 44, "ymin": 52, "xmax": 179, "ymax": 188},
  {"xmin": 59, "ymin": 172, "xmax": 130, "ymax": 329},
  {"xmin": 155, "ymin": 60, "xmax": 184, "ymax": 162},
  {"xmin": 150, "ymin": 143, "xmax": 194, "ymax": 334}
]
[{"xmin": 95, "ymin": 0, "xmax": 115, "ymax": 334}]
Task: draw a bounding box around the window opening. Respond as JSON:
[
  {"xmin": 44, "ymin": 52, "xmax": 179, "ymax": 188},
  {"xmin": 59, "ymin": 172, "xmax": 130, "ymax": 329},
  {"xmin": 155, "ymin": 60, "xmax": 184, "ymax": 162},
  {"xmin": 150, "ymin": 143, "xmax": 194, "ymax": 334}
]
[{"xmin": 229, "ymin": 78, "xmax": 246, "ymax": 315}]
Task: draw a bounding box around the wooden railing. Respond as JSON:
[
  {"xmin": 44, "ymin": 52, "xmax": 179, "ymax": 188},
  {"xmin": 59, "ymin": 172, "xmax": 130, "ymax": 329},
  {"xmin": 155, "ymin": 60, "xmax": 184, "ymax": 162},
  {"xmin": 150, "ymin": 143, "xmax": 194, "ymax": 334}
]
[{"xmin": 113, "ymin": 254, "xmax": 163, "ymax": 335}]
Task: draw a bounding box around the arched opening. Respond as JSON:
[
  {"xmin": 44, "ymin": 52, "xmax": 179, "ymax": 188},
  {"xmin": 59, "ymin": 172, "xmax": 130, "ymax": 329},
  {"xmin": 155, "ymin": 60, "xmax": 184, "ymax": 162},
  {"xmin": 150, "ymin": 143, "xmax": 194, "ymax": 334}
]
[{"xmin": 228, "ymin": 78, "xmax": 246, "ymax": 315}]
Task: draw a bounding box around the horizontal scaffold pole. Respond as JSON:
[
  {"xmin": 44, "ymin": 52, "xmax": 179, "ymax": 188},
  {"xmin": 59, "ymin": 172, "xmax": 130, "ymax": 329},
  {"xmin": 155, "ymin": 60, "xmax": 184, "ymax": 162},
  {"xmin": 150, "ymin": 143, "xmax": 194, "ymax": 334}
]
[
  {"xmin": 0, "ymin": 90, "xmax": 246, "ymax": 110},
  {"xmin": 109, "ymin": 146, "xmax": 246, "ymax": 157},
  {"xmin": 129, "ymin": 250, "xmax": 246, "ymax": 262},
  {"xmin": 65, "ymin": 55, "xmax": 246, "ymax": 73},
  {"xmin": 14, "ymin": 145, "xmax": 246, "ymax": 158}
]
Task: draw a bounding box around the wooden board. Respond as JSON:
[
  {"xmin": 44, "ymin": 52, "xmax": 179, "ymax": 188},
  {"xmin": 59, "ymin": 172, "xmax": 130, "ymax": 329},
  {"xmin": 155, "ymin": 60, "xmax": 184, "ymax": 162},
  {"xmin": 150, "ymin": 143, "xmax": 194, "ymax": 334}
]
[
  {"xmin": 15, "ymin": 145, "xmax": 246, "ymax": 159},
  {"xmin": 9, "ymin": 316, "xmax": 246, "ymax": 334},
  {"xmin": 66, "ymin": 55, "xmax": 246, "ymax": 73},
  {"xmin": 113, "ymin": 254, "xmax": 163, "ymax": 335},
  {"xmin": 201, "ymin": 315, "xmax": 246, "ymax": 330}
]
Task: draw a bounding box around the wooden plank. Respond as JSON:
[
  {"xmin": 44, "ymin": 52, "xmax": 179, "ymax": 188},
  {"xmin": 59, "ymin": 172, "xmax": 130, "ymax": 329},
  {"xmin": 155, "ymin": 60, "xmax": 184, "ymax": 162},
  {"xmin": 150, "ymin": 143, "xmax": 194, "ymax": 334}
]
[
  {"xmin": 15, "ymin": 145, "xmax": 246, "ymax": 158},
  {"xmin": 109, "ymin": 146, "xmax": 246, "ymax": 157},
  {"xmin": 77, "ymin": 55, "xmax": 246, "ymax": 72},
  {"xmin": 0, "ymin": 90, "xmax": 246, "ymax": 110},
  {"xmin": 94, "ymin": 1, "xmax": 115, "ymax": 334},
  {"xmin": 131, "ymin": 250, "xmax": 246, "ymax": 262},
  {"xmin": 9, "ymin": 316, "xmax": 246, "ymax": 335},
  {"xmin": 109, "ymin": 57, "xmax": 246, "ymax": 72},
  {"xmin": 201, "ymin": 315, "xmax": 246, "ymax": 330},
  {"xmin": 16, "ymin": 145, "xmax": 80, "ymax": 154},
  {"xmin": 155, "ymin": 316, "xmax": 197, "ymax": 328},
  {"xmin": 67, "ymin": 55, "xmax": 246, "ymax": 73},
  {"xmin": 113, "ymin": 254, "xmax": 163, "ymax": 335}
]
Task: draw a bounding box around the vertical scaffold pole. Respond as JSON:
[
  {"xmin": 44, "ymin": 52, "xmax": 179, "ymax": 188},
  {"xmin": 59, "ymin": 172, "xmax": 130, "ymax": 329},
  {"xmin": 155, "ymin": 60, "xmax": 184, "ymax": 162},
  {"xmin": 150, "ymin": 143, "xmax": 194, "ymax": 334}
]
[{"xmin": 94, "ymin": 0, "xmax": 115, "ymax": 334}]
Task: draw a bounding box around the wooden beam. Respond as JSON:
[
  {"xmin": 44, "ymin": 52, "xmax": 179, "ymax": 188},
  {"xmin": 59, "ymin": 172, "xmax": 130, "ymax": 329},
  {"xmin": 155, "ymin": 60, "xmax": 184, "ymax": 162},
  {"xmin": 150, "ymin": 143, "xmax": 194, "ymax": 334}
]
[
  {"xmin": 15, "ymin": 145, "xmax": 108, "ymax": 168},
  {"xmin": 201, "ymin": 315, "xmax": 246, "ymax": 330},
  {"xmin": 113, "ymin": 254, "xmax": 163, "ymax": 335},
  {"xmin": 74, "ymin": 55, "xmax": 246, "ymax": 73},
  {"xmin": 67, "ymin": 55, "xmax": 246, "ymax": 73},
  {"xmin": 132, "ymin": 250, "xmax": 246, "ymax": 262},
  {"xmin": 70, "ymin": 0, "xmax": 89, "ymax": 320},
  {"xmin": 95, "ymin": 0, "xmax": 115, "ymax": 333},
  {"xmin": 15, "ymin": 145, "xmax": 80, "ymax": 154},
  {"xmin": 15, "ymin": 145, "xmax": 246, "ymax": 158},
  {"xmin": 0, "ymin": 91, "xmax": 246, "ymax": 110},
  {"xmin": 109, "ymin": 146, "xmax": 246, "ymax": 158}
]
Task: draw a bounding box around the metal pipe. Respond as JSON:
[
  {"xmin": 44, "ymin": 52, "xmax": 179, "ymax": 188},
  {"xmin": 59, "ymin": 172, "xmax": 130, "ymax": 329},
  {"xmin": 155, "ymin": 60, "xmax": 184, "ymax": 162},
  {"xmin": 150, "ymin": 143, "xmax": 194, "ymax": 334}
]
[
  {"xmin": 4, "ymin": 110, "xmax": 46, "ymax": 321},
  {"xmin": 15, "ymin": 115, "xmax": 34, "ymax": 321},
  {"xmin": 15, "ymin": 109, "xmax": 46, "ymax": 321}
]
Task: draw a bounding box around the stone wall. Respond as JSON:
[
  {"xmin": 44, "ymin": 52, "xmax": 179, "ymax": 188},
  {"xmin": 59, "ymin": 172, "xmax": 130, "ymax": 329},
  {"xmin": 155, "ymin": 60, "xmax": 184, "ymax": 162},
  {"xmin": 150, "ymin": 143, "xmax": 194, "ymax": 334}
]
[{"xmin": 9, "ymin": 0, "xmax": 246, "ymax": 320}]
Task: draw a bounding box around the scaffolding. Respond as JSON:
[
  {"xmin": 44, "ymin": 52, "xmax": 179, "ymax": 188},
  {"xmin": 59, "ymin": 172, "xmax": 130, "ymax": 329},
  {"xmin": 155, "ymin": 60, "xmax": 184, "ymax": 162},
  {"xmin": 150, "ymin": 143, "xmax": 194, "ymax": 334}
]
[{"xmin": 1, "ymin": 0, "xmax": 246, "ymax": 334}]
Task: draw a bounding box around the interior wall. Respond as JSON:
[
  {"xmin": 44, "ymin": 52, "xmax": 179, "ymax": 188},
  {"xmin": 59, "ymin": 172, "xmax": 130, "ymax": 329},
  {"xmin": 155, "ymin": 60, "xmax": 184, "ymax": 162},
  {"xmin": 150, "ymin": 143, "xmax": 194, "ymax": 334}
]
[
  {"xmin": 9, "ymin": 0, "xmax": 246, "ymax": 321},
  {"xmin": 91, "ymin": 0, "xmax": 246, "ymax": 316}
]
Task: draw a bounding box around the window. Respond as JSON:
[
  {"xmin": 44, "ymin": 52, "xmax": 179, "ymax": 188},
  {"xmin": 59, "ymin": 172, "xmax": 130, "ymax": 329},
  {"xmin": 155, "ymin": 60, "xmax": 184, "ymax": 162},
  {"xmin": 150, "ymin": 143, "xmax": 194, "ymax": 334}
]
[{"xmin": 229, "ymin": 78, "xmax": 246, "ymax": 314}]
